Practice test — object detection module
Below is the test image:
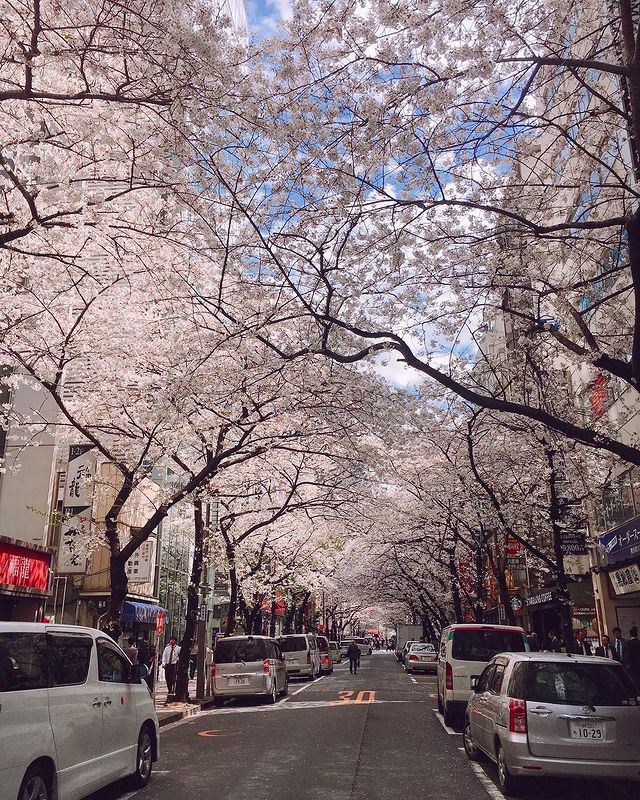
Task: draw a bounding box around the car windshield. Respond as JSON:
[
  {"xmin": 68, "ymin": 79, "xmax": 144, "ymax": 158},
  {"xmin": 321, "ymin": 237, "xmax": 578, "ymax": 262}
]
[
  {"xmin": 214, "ymin": 638, "xmax": 269, "ymax": 663},
  {"xmin": 526, "ymin": 661, "xmax": 640, "ymax": 706},
  {"xmin": 278, "ymin": 636, "xmax": 308, "ymax": 652},
  {"xmin": 452, "ymin": 629, "xmax": 526, "ymax": 662}
]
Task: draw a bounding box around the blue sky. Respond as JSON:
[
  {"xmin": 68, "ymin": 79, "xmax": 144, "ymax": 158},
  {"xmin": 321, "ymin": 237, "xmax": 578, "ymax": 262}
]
[{"xmin": 246, "ymin": 0, "xmax": 291, "ymax": 35}]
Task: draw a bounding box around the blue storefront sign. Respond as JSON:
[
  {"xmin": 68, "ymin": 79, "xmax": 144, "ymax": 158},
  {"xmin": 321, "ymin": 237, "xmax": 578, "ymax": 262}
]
[{"xmin": 598, "ymin": 517, "xmax": 640, "ymax": 566}]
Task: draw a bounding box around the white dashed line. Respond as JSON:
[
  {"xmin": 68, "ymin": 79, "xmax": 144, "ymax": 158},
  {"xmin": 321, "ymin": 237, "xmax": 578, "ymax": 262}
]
[
  {"xmin": 281, "ymin": 675, "xmax": 324, "ymax": 703},
  {"xmin": 432, "ymin": 708, "xmax": 460, "ymax": 735},
  {"xmin": 467, "ymin": 761, "xmax": 507, "ymax": 800}
]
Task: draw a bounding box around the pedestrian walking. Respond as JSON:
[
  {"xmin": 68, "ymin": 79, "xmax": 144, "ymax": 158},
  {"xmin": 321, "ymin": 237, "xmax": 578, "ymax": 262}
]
[
  {"xmin": 623, "ymin": 626, "xmax": 640, "ymax": 689},
  {"xmin": 123, "ymin": 636, "xmax": 139, "ymax": 665},
  {"xmin": 347, "ymin": 641, "xmax": 360, "ymax": 674},
  {"xmin": 161, "ymin": 636, "xmax": 180, "ymax": 699},
  {"xmin": 611, "ymin": 626, "xmax": 625, "ymax": 662},
  {"xmin": 543, "ymin": 630, "xmax": 562, "ymax": 653},
  {"xmin": 594, "ymin": 634, "xmax": 614, "ymax": 659},
  {"xmin": 568, "ymin": 628, "xmax": 592, "ymax": 656},
  {"xmin": 145, "ymin": 644, "xmax": 157, "ymax": 691},
  {"xmin": 189, "ymin": 641, "xmax": 198, "ymax": 680}
]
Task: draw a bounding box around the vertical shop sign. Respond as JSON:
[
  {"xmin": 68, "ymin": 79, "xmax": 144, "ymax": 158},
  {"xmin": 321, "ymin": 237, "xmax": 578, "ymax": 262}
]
[{"xmin": 57, "ymin": 444, "xmax": 96, "ymax": 573}]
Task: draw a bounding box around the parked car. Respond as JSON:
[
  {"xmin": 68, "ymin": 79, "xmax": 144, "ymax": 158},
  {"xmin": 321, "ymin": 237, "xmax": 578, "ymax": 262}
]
[
  {"xmin": 212, "ymin": 635, "xmax": 287, "ymax": 705},
  {"xmin": 0, "ymin": 622, "xmax": 159, "ymax": 800},
  {"xmin": 329, "ymin": 641, "xmax": 342, "ymax": 663},
  {"xmin": 316, "ymin": 635, "xmax": 334, "ymax": 675},
  {"xmin": 437, "ymin": 623, "xmax": 528, "ymax": 726},
  {"xmin": 340, "ymin": 637, "xmax": 372, "ymax": 657},
  {"xmin": 463, "ymin": 652, "xmax": 640, "ymax": 794},
  {"xmin": 398, "ymin": 640, "xmax": 421, "ymax": 663},
  {"xmin": 405, "ymin": 642, "xmax": 437, "ymax": 673},
  {"xmin": 278, "ymin": 633, "xmax": 321, "ymax": 680}
]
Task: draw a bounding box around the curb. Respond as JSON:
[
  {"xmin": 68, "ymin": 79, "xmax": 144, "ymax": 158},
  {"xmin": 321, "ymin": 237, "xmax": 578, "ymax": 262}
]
[{"xmin": 158, "ymin": 698, "xmax": 217, "ymax": 727}]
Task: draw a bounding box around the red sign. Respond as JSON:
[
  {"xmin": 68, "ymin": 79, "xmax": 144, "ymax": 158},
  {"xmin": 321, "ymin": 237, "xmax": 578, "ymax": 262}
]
[
  {"xmin": 0, "ymin": 542, "xmax": 51, "ymax": 592},
  {"xmin": 156, "ymin": 609, "xmax": 165, "ymax": 636},
  {"xmin": 589, "ymin": 373, "xmax": 610, "ymax": 419},
  {"xmin": 507, "ymin": 537, "xmax": 523, "ymax": 558}
]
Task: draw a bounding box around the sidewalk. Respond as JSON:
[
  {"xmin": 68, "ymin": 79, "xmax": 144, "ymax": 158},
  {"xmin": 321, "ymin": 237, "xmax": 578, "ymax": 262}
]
[{"xmin": 153, "ymin": 674, "xmax": 216, "ymax": 727}]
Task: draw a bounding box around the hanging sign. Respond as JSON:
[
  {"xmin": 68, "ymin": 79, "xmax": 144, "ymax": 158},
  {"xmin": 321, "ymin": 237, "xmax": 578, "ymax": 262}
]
[{"xmin": 57, "ymin": 444, "xmax": 96, "ymax": 573}]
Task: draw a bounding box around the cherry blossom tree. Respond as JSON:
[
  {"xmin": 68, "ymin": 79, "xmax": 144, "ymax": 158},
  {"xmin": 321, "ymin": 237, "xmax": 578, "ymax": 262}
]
[{"xmin": 192, "ymin": 0, "xmax": 640, "ymax": 467}]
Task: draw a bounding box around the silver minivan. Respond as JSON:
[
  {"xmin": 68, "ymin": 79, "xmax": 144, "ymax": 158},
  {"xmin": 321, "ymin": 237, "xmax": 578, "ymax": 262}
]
[
  {"xmin": 278, "ymin": 634, "xmax": 321, "ymax": 679},
  {"xmin": 212, "ymin": 635, "xmax": 287, "ymax": 705},
  {"xmin": 464, "ymin": 651, "xmax": 640, "ymax": 794}
]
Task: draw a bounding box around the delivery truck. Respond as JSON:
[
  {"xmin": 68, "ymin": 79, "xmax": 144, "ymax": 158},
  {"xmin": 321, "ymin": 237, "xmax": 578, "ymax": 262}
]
[{"xmin": 395, "ymin": 623, "xmax": 423, "ymax": 661}]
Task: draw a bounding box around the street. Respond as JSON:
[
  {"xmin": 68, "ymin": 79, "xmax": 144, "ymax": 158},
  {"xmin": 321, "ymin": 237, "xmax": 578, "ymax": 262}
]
[{"xmin": 85, "ymin": 653, "xmax": 633, "ymax": 800}]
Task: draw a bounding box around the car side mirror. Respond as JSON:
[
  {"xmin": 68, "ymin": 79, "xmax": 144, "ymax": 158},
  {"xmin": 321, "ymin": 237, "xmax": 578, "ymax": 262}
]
[
  {"xmin": 470, "ymin": 677, "xmax": 479, "ymax": 691},
  {"xmin": 131, "ymin": 663, "xmax": 149, "ymax": 683}
]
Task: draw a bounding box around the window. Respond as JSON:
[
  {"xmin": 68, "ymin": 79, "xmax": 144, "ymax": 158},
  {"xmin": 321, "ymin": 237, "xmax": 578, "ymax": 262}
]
[
  {"xmin": 490, "ymin": 663, "xmax": 506, "ymax": 694},
  {"xmin": 452, "ymin": 629, "xmax": 526, "ymax": 662},
  {"xmin": 507, "ymin": 662, "xmax": 527, "ymax": 700},
  {"xmin": 214, "ymin": 638, "xmax": 269, "ymax": 663},
  {"xmin": 477, "ymin": 664, "xmax": 495, "ymax": 693},
  {"xmin": 97, "ymin": 639, "xmax": 130, "ymax": 683},
  {"xmin": 526, "ymin": 662, "xmax": 639, "ymax": 706},
  {"xmin": 278, "ymin": 636, "xmax": 308, "ymax": 653},
  {"xmin": 48, "ymin": 632, "xmax": 93, "ymax": 686},
  {"xmin": 0, "ymin": 632, "xmax": 48, "ymax": 692}
]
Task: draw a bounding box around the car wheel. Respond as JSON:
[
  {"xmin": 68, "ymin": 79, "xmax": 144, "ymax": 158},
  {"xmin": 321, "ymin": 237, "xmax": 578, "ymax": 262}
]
[
  {"xmin": 437, "ymin": 690, "xmax": 444, "ymax": 714},
  {"xmin": 267, "ymin": 681, "xmax": 277, "ymax": 704},
  {"xmin": 18, "ymin": 765, "xmax": 51, "ymax": 800},
  {"xmin": 281, "ymin": 677, "xmax": 289, "ymax": 696},
  {"xmin": 463, "ymin": 718, "xmax": 480, "ymax": 761},
  {"xmin": 497, "ymin": 743, "xmax": 520, "ymax": 796},
  {"xmin": 213, "ymin": 696, "xmax": 225, "ymax": 707},
  {"xmin": 130, "ymin": 726, "xmax": 154, "ymax": 788}
]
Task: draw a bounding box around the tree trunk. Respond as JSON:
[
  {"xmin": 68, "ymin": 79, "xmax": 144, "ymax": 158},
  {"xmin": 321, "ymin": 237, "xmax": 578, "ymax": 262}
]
[
  {"xmin": 174, "ymin": 498, "xmax": 205, "ymax": 703},
  {"xmin": 546, "ymin": 448, "xmax": 575, "ymax": 648},
  {"xmin": 224, "ymin": 547, "xmax": 239, "ymax": 636},
  {"xmin": 269, "ymin": 598, "xmax": 277, "ymax": 637},
  {"xmin": 295, "ymin": 592, "xmax": 310, "ymax": 632}
]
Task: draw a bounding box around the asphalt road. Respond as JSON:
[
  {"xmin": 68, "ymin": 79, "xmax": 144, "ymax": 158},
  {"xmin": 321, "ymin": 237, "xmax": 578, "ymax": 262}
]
[{"xmin": 87, "ymin": 652, "xmax": 635, "ymax": 800}]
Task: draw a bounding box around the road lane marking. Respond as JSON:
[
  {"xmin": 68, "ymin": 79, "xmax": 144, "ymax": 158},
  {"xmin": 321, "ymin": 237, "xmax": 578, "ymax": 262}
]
[
  {"xmin": 281, "ymin": 675, "xmax": 324, "ymax": 703},
  {"xmin": 410, "ymin": 677, "xmax": 417, "ymax": 683},
  {"xmin": 467, "ymin": 761, "xmax": 507, "ymax": 800},
  {"xmin": 432, "ymin": 708, "xmax": 460, "ymax": 735}
]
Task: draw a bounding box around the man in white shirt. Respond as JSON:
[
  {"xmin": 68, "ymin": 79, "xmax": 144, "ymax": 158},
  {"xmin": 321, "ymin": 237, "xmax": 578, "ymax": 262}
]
[{"xmin": 161, "ymin": 636, "xmax": 180, "ymax": 698}]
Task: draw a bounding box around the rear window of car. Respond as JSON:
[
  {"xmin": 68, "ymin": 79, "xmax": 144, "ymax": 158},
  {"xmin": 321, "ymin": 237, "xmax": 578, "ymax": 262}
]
[
  {"xmin": 316, "ymin": 636, "xmax": 329, "ymax": 651},
  {"xmin": 525, "ymin": 661, "xmax": 639, "ymax": 706},
  {"xmin": 0, "ymin": 632, "xmax": 48, "ymax": 692},
  {"xmin": 410, "ymin": 643, "xmax": 435, "ymax": 653},
  {"xmin": 278, "ymin": 636, "xmax": 308, "ymax": 652},
  {"xmin": 214, "ymin": 638, "xmax": 269, "ymax": 663},
  {"xmin": 452, "ymin": 629, "xmax": 526, "ymax": 662}
]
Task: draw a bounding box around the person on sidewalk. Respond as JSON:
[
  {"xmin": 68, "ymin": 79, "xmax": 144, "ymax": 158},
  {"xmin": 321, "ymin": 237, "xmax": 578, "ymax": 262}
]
[
  {"xmin": 611, "ymin": 627, "xmax": 625, "ymax": 662},
  {"xmin": 161, "ymin": 636, "xmax": 180, "ymax": 700},
  {"xmin": 568, "ymin": 628, "xmax": 593, "ymax": 656},
  {"xmin": 595, "ymin": 634, "xmax": 615, "ymax": 659},
  {"xmin": 123, "ymin": 636, "xmax": 139, "ymax": 665},
  {"xmin": 623, "ymin": 627, "xmax": 640, "ymax": 689},
  {"xmin": 347, "ymin": 641, "xmax": 360, "ymax": 675}
]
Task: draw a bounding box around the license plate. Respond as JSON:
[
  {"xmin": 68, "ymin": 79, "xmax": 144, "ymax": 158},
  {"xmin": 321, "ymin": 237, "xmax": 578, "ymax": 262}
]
[
  {"xmin": 229, "ymin": 676, "xmax": 248, "ymax": 686},
  {"xmin": 570, "ymin": 720, "xmax": 604, "ymax": 740}
]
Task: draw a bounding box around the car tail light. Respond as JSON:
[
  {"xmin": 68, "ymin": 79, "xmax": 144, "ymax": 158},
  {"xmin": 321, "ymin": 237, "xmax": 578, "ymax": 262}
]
[
  {"xmin": 409, "ymin": 654, "xmax": 418, "ymax": 661},
  {"xmin": 445, "ymin": 661, "xmax": 453, "ymax": 690},
  {"xmin": 307, "ymin": 651, "xmax": 311, "ymax": 664},
  {"xmin": 509, "ymin": 698, "xmax": 527, "ymax": 733},
  {"xmin": 324, "ymin": 656, "xmax": 331, "ymax": 664},
  {"xmin": 263, "ymin": 658, "xmax": 270, "ymax": 675}
]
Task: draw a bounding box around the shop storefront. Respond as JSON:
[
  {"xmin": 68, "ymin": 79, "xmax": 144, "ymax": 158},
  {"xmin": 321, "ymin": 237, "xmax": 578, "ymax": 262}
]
[
  {"xmin": 0, "ymin": 535, "xmax": 55, "ymax": 621},
  {"xmin": 526, "ymin": 580, "xmax": 596, "ymax": 642},
  {"xmin": 595, "ymin": 517, "xmax": 640, "ymax": 634}
]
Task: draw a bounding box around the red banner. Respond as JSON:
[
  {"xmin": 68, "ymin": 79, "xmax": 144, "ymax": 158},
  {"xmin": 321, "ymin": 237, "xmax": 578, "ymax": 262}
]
[{"xmin": 0, "ymin": 542, "xmax": 51, "ymax": 592}]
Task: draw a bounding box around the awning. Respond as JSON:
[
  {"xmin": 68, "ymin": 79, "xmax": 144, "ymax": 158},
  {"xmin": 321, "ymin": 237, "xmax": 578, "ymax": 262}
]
[{"xmin": 121, "ymin": 601, "xmax": 167, "ymax": 624}]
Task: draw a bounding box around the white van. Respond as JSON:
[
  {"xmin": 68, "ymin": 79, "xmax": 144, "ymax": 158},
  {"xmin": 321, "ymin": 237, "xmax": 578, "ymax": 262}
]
[
  {"xmin": 437, "ymin": 623, "xmax": 528, "ymax": 725},
  {"xmin": 0, "ymin": 622, "xmax": 160, "ymax": 800}
]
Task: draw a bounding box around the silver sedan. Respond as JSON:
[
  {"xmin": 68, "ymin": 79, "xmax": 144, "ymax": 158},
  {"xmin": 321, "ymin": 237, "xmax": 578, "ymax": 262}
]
[{"xmin": 404, "ymin": 642, "xmax": 437, "ymax": 673}]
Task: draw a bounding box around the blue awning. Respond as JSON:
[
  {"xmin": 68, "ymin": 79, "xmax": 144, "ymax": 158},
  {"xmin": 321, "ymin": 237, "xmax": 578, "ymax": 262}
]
[{"xmin": 121, "ymin": 601, "xmax": 167, "ymax": 624}]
